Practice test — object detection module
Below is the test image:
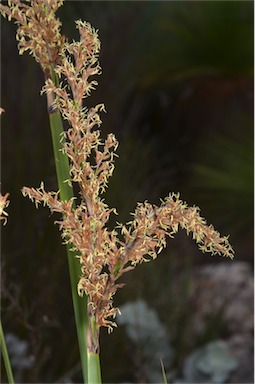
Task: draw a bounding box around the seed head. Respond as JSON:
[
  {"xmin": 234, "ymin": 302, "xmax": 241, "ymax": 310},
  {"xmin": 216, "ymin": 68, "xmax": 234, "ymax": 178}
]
[{"xmin": 17, "ymin": 9, "xmax": 234, "ymax": 331}]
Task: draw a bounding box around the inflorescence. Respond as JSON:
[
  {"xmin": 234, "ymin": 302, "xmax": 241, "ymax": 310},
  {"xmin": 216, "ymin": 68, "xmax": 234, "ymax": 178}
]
[{"xmin": 2, "ymin": 0, "xmax": 234, "ymax": 332}]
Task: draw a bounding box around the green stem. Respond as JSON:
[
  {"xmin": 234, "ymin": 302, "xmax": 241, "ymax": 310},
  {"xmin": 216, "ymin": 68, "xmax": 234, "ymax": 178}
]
[
  {"xmin": 160, "ymin": 358, "xmax": 168, "ymax": 384},
  {"xmin": 87, "ymin": 351, "xmax": 102, "ymax": 384},
  {"xmin": 48, "ymin": 108, "xmax": 88, "ymax": 383},
  {"xmin": 0, "ymin": 321, "xmax": 15, "ymax": 384},
  {"xmin": 87, "ymin": 316, "xmax": 102, "ymax": 384}
]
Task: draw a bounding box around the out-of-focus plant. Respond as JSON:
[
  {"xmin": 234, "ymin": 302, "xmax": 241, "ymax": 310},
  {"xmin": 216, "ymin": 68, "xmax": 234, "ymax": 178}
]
[
  {"xmin": 1, "ymin": 1, "xmax": 235, "ymax": 383},
  {"xmin": 188, "ymin": 117, "xmax": 253, "ymax": 253},
  {"xmin": 117, "ymin": 299, "xmax": 173, "ymax": 383},
  {"xmin": 126, "ymin": 1, "xmax": 253, "ymax": 88},
  {"xmin": 178, "ymin": 340, "xmax": 237, "ymax": 384}
]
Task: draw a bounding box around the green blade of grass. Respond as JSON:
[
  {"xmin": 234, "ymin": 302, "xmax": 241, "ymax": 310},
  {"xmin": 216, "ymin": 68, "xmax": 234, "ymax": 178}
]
[
  {"xmin": 0, "ymin": 321, "xmax": 15, "ymax": 384},
  {"xmin": 49, "ymin": 109, "xmax": 88, "ymax": 383},
  {"xmin": 160, "ymin": 358, "xmax": 168, "ymax": 384}
]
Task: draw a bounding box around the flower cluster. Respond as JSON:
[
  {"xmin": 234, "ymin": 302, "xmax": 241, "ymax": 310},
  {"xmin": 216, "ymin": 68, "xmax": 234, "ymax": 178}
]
[
  {"xmin": 4, "ymin": 0, "xmax": 233, "ymax": 331},
  {"xmin": 0, "ymin": 109, "xmax": 9, "ymax": 225},
  {"xmin": 21, "ymin": 20, "xmax": 234, "ymax": 331},
  {"xmin": 0, "ymin": 0, "xmax": 65, "ymax": 77},
  {"xmin": 0, "ymin": 193, "xmax": 10, "ymax": 226}
]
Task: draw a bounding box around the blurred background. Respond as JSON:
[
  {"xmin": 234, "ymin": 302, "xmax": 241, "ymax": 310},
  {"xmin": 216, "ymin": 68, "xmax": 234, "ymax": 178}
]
[{"xmin": 1, "ymin": 1, "xmax": 253, "ymax": 383}]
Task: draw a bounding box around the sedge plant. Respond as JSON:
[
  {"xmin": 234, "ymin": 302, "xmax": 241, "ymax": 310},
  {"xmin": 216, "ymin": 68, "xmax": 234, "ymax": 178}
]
[
  {"xmin": 1, "ymin": 1, "xmax": 234, "ymax": 383},
  {"xmin": 0, "ymin": 1, "xmax": 89, "ymax": 381},
  {"xmin": 0, "ymin": 192, "xmax": 14, "ymax": 384}
]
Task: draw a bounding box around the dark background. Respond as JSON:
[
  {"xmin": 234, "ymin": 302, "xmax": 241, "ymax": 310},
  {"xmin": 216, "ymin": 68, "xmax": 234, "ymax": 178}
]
[{"xmin": 1, "ymin": 1, "xmax": 253, "ymax": 383}]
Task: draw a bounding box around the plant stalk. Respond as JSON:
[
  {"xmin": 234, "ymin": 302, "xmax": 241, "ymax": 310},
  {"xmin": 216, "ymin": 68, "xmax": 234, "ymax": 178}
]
[
  {"xmin": 48, "ymin": 105, "xmax": 88, "ymax": 383},
  {"xmin": 87, "ymin": 351, "xmax": 102, "ymax": 384},
  {"xmin": 87, "ymin": 315, "xmax": 102, "ymax": 384},
  {"xmin": 0, "ymin": 321, "xmax": 15, "ymax": 384},
  {"xmin": 160, "ymin": 358, "xmax": 168, "ymax": 384}
]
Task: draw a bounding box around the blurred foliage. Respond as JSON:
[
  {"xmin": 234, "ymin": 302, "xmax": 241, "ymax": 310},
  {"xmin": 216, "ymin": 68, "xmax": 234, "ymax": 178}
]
[
  {"xmin": 180, "ymin": 340, "xmax": 238, "ymax": 384},
  {"xmin": 1, "ymin": 1, "xmax": 253, "ymax": 383},
  {"xmin": 117, "ymin": 300, "xmax": 173, "ymax": 383},
  {"xmin": 188, "ymin": 115, "xmax": 253, "ymax": 254},
  {"xmin": 119, "ymin": 1, "xmax": 253, "ymax": 89}
]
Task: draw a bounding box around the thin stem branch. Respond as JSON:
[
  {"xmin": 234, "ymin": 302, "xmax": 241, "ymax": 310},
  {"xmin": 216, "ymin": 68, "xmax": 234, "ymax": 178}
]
[{"xmin": 0, "ymin": 321, "xmax": 15, "ymax": 384}]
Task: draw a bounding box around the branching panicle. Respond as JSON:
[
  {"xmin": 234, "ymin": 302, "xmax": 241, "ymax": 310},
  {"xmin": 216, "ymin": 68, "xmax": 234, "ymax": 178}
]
[
  {"xmin": 0, "ymin": 0, "xmax": 65, "ymax": 76},
  {"xmin": 3, "ymin": 3, "xmax": 234, "ymax": 331}
]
